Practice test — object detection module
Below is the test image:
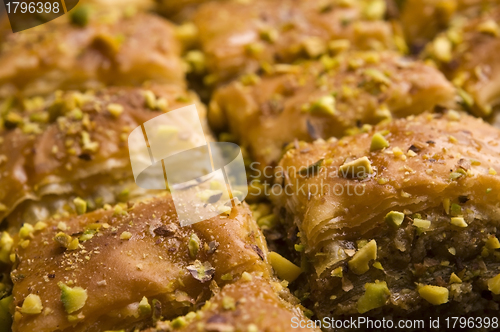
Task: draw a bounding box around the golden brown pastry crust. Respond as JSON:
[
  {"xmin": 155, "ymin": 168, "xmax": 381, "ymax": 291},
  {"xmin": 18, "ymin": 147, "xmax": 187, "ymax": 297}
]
[
  {"xmin": 192, "ymin": 0, "xmax": 398, "ymax": 84},
  {"xmin": 145, "ymin": 276, "xmax": 319, "ymax": 332},
  {"xmin": 0, "ymin": 8, "xmax": 184, "ymax": 97},
  {"xmin": 211, "ymin": 51, "xmax": 455, "ymax": 171},
  {"xmin": 399, "ymin": 0, "xmax": 500, "ymax": 49},
  {"xmin": 0, "ymin": 85, "xmax": 206, "ymax": 228},
  {"xmin": 274, "ymin": 111, "xmax": 500, "ymax": 319},
  {"xmin": 424, "ymin": 4, "xmax": 500, "ymax": 117},
  {"xmin": 10, "ymin": 195, "xmax": 274, "ymax": 332}
]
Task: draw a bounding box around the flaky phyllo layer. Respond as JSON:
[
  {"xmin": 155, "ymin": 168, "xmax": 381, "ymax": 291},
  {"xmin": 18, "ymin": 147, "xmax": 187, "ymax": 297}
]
[{"xmin": 274, "ymin": 111, "xmax": 500, "ymax": 317}]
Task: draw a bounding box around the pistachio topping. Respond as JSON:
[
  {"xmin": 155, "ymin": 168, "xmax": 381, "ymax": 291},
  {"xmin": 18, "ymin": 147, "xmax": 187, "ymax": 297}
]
[
  {"xmin": 188, "ymin": 233, "xmax": 201, "ymax": 258},
  {"xmin": 370, "ymin": 132, "xmax": 389, "ymax": 151},
  {"xmin": 186, "ymin": 260, "xmax": 215, "ymax": 283},
  {"xmin": 413, "ymin": 218, "xmax": 431, "ymax": 230},
  {"xmin": 107, "ymin": 103, "xmax": 124, "ymax": 118},
  {"xmin": 339, "ymin": 156, "xmax": 374, "ymax": 179},
  {"xmin": 58, "ymin": 282, "xmax": 88, "ymax": 314},
  {"xmin": 268, "ymin": 252, "xmax": 302, "ymax": 282},
  {"xmin": 73, "ymin": 197, "xmax": 87, "ymax": 215},
  {"xmin": 309, "ymin": 95, "xmax": 336, "ymax": 116},
  {"xmin": 348, "ymin": 240, "xmax": 377, "ymax": 275},
  {"xmin": 138, "ymin": 296, "xmax": 151, "ymax": 315},
  {"xmin": 384, "ymin": 211, "xmax": 404, "ymax": 229},
  {"xmin": 21, "ymin": 294, "xmax": 43, "ymax": 315},
  {"xmin": 357, "ymin": 281, "xmax": 390, "ymax": 314},
  {"xmin": 450, "ymin": 216, "xmax": 468, "ymax": 228},
  {"xmin": 488, "ymin": 274, "xmax": 500, "ymax": 294},
  {"xmin": 418, "ymin": 285, "xmax": 449, "ymax": 305}
]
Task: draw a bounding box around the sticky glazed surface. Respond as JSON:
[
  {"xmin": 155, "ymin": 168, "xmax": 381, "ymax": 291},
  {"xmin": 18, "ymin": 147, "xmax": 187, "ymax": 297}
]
[
  {"xmin": 192, "ymin": 0, "xmax": 398, "ymax": 84},
  {"xmin": 0, "ymin": 85, "xmax": 207, "ymax": 228},
  {"xmin": 399, "ymin": 0, "xmax": 500, "ymax": 49},
  {"xmin": 145, "ymin": 276, "xmax": 318, "ymax": 332},
  {"xmin": 211, "ymin": 51, "xmax": 455, "ymax": 170},
  {"xmin": 0, "ymin": 5, "xmax": 184, "ymax": 98},
  {"xmin": 9, "ymin": 194, "xmax": 281, "ymax": 331},
  {"xmin": 423, "ymin": 4, "xmax": 500, "ymax": 117},
  {"xmin": 274, "ymin": 112, "xmax": 500, "ymax": 320}
]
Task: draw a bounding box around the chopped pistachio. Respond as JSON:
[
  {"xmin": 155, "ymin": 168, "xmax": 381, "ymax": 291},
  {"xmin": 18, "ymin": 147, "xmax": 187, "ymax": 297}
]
[
  {"xmin": 294, "ymin": 244, "xmax": 304, "ymax": 252},
  {"xmin": 309, "ymin": 95, "xmax": 336, "ymax": 116},
  {"xmin": 477, "ymin": 19, "xmax": 500, "ymax": 36},
  {"xmin": 241, "ymin": 272, "xmax": 253, "ymax": 281},
  {"xmin": 73, "ymin": 197, "xmax": 87, "ymax": 215},
  {"xmin": 120, "ymin": 231, "xmax": 132, "ymax": 240},
  {"xmin": 357, "ymin": 281, "xmax": 390, "ymax": 314},
  {"xmin": 384, "ymin": 211, "xmax": 404, "ymax": 229},
  {"xmin": 59, "ymin": 283, "xmax": 88, "ymax": 314},
  {"xmin": 328, "ymin": 39, "xmax": 350, "ymax": 54},
  {"xmin": 450, "ymin": 216, "xmax": 468, "ymax": 228},
  {"xmin": 413, "ymin": 218, "xmax": 431, "ymax": 230},
  {"xmin": 418, "ymin": 285, "xmax": 449, "ymax": 305},
  {"xmin": 107, "ymin": 103, "xmax": 124, "ymax": 118},
  {"xmin": 222, "ymin": 296, "xmax": 236, "ymax": 310},
  {"xmin": 364, "ymin": 68, "xmax": 391, "ymax": 85},
  {"xmin": 186, "ymin": 260, "xmax": 215, "ymax": 283},
  {"xmin": 245, "ymin": 42, "xmax": 264, "ymax": 56},
  {"xmin": 339, "ymin": 157, "xmax": 373, "ymax": 179},
  {"xmin": 363, "ymin": 0, "xmax": 385, "ymax": 20},
  {"xmin": 188, "ymin": 233, "xmax": 201, "ymax": 258},
  {"xmin": 488, "ymin": 274, "xmax": 500, "ymax": 294},
  {"xmin": 348, "ymin": 240, "xmax": 377, "ymax": 275},
  {"xmin": 70, "ymin": 5, "xmax": 90, "ymax": 27},
  {"xmin": 67, "ymin": 238, "xmax": 79, "ymax": 250},
  {"xmin": 221, "ymin": 273, "xmax": 233, "ymax": 281},
  {"xmin": 450, "ymin": 203, "xmax": 461, "ymax": 216},
  {"xmin": 433, "ymin": 36, "xmax": 452, "ymax": 62},
  {"xmin": 184, "ymin": 50, "xmax": 206, "ymax": 74},
  {"xmin": 54, "ymin": 232, "xmax": 72, "ymax": 248},
  {"xmin": 457, "ymin": 88, "xmax": 475, "ymax": 112},
  {"xmin": 302, "ymin": 37, "xmax": 326, "ymax": 57},
  {"xmin": 489, "ymin": 167, "xmax": 497, "ymax": 175},
  {"xmin": 143, "ymin": 90, "xmax": 157, "ymax": 109},
  {"xmin": 171, "ymin": 316, "xmax": 187, "ymax": 328},
  {"xmin": 34, "ymin": 221, "xmax": 47, "ymax": 231},
  {"xmin": 268, "ymin": 252, "xmax": 302, "ymax": 282},
  {"xmin": 373, "ymin": 261, "xmax": 384, "ymax": 270},
  {"xmin": 485, "ymin": 235, "xmax": 500, "ymax": 250},
  {"xmin": 138, "ymin": 296, "xmax": 151, "ymax": 315},
  {"xmin": 0, "ymin": 232, "xmax": 13, "ymax": 264},
  {"xmin": 450, "ymin": 273, "xmax": 462, "ymax": 284},
  {"xmin": 19, "ymin": 224, "xmax": 34, "ymax": 239},
  {"xmin": 443, "ymin": 198, "xmax": 450, "ymax": 215},
  {"xmin": 21, "ymin": 294, "xmax": 43, "ymax": 315},
  {"xmin": 259, "ymin": 28, "xmax": 278, "ymax": 43},
  {"xmin": 370, "ymin": 133, "xmax": 389, "ymax": 151},
  {"xmin": 331, "ymin": 267, "xmax": 343, "ymax": 278}
]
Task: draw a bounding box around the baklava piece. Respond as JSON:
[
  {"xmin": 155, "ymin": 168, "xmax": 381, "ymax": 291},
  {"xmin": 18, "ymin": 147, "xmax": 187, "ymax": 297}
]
[
  {"xmin": 274, "ymin": 111, "xmax": 500, "ymax": 322},
  {"xmin": 8, "ymin": 194, "xmax": 295, "ymax": 331},
  {"xmin": 211, "ymin": 51, "xmax": 455, "ymax": 172},
  {"xmin": 399, "ymin": 0, "xmax": 499, "ymax": 50},
  {"xmin": 0, "ymin": 85, "xmax": 207, "ymax": 228},
  {"xmin": 424, "ymin": 4, "xmax": 500, "ymax": 117},
  {"xmin": 191, "ymin": 0, "xmax": 399, "ymax": 84},
  {"xmin": 145, "ymin": 276, "xmax": 318, "ymax": 332},
  {"xmin": 0, "ymin": 5, "xmax": 184, "ymax": 97}
]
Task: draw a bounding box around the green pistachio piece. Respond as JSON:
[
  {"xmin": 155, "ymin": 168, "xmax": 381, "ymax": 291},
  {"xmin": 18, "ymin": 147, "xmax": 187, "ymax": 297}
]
[
  {"xmin": 384, "ymin": 211, "xmax": 404, "ymax": 229},
  {"xmin": 357, "ymin": 281, "xmax": 390, "ymax": 314},
  {"xmin": 348, "ymin": 240, "xmax": 377, "ymax": 274},
  {"xmin": 418, "ymin": 285, "xmax": 449, "ymax": 305},
  {"xmin": 58, "ymin": 283, "xmax": 88, "ymax": 314}
]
